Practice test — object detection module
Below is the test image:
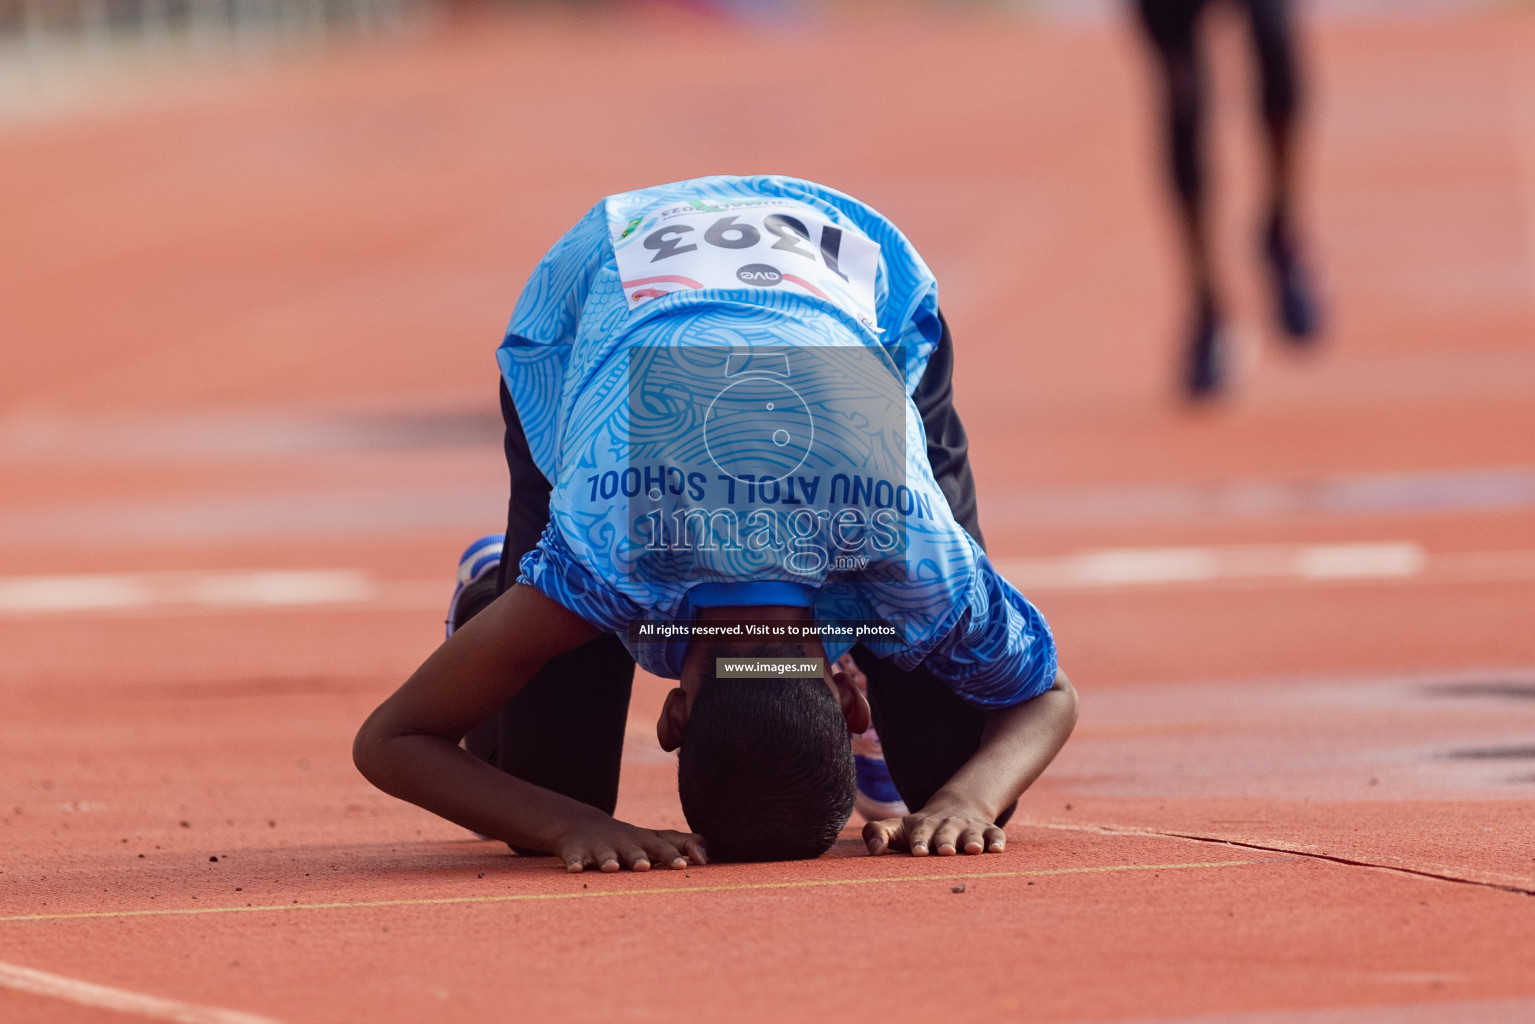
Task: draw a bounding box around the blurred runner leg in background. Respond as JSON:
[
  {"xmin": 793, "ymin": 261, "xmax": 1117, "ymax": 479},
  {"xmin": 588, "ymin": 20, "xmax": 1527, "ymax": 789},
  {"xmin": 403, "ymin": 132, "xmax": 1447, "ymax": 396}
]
[{"xmin": 1136, "ymin": 0, "xmax": 1322, "ymax": 400}]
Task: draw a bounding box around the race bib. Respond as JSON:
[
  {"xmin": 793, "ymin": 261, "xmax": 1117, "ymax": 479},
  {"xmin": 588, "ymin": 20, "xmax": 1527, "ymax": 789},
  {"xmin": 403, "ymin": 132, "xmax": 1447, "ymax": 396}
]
[{"xmin": 611, "ymin": 199, "xmax": 882, "ymax": 330}]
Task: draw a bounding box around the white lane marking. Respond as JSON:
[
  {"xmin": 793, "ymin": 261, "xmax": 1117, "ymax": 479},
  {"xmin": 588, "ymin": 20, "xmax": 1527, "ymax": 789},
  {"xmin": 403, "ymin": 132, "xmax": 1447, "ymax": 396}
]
[
  {"xmin": 0, "ymin": 570, "xmax": 374, "ymax": 615},
  {"xmin": 0, "ymin": 544, "xmax": 1530, "ymax": 617},
  {"xmin": 179, "ymin": 571, "xmax": 374, "ymax": 606},
  {"xmin": 0, "ymin": 959, "xmax": 280, "ymax": 1024},
  {"xmin": 985, "ymin": 466, "xmax": 1535, "ymax": 525},
  {"xmin": 4, "ymin": 467, "xmax": 1535, "ymax": 547},
  {"xmin": 1297, "ymin": 542, "xmax": 1427, "ymax": 578},
  {"xmin": 994, "ymin": 542, "xmax": 1427, "ymax": 590}
]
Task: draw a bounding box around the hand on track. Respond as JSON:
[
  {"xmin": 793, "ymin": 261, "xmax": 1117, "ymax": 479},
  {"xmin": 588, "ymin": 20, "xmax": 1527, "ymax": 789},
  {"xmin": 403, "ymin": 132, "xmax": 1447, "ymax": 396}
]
[
  {"xmin": 862, "ymin": 796, "xmax": 1005, "ymax": 857},
  {"xmin": 557, "ymin": 821, "xmax": 706, "ymax": 873}
]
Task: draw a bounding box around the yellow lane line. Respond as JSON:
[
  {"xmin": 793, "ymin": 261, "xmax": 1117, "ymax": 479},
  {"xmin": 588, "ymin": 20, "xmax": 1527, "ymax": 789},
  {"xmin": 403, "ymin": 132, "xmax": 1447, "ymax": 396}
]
[{"xmin": 1, "ymin": 858, "xmax": 1279, "ymax": 924}]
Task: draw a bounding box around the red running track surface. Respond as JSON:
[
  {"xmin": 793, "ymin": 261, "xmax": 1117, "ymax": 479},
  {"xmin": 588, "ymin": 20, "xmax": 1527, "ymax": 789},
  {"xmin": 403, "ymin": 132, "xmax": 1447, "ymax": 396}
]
[{"xmin": 1, "ymin": 4, "xmax": 1533, "ymax": 1022}]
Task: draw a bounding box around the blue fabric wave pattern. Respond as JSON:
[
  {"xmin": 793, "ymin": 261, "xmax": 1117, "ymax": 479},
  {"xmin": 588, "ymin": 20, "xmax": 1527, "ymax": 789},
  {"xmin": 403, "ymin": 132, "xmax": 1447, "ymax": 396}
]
[{"xmin": 499, "ymin": 175, "xmax": 1055, "ymax": 707}]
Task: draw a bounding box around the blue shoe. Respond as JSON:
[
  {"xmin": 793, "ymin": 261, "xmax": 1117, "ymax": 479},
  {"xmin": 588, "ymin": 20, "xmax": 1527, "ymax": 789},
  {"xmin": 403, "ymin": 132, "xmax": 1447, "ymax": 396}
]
[
  {"xmin": 838, "ymin": 653, "xmax": 910, "ymax": 822},
  {"xmin": 446, "ymin": 534, "xmax": 504, "ymax": 637},
  {"xmin": 853, "ymin": 748, "xmax": 909, "ymax": 822}
]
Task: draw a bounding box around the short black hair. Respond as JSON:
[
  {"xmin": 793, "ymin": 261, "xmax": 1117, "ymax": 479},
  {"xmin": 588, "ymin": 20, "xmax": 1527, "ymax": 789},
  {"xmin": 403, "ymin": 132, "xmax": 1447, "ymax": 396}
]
[{"xmin": 677, "ymin": 642, "xmax": 855, "ymax": 862}]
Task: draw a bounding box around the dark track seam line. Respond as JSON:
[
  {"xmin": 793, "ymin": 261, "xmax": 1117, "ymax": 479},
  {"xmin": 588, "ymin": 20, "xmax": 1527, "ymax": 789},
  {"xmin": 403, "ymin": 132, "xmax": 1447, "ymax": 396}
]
[
  {"xmin": 1031, "ymin": 822, "xmax": 1535, "ymax": 896},
  {"xmin": 1091, "ymin": 824, "xmax": 1535, "ymax": 897}
]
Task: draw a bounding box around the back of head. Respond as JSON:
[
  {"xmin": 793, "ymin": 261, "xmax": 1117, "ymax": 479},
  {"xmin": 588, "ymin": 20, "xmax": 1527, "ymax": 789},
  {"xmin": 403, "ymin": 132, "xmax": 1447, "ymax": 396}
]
[{"xmin": 677, "ymin": 643, "xmax": 855, "ymax": 862}]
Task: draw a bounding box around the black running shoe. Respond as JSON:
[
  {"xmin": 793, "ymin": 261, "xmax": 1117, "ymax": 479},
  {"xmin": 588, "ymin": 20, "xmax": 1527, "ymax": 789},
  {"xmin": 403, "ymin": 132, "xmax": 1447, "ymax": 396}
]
[
  {"xmin": 1184, "ymin": 299, "xmax": 1224, "ymax": 400},
  {"xmin": 1264, "ymin": 214, "xmax": 1321, "ymax": 342}
]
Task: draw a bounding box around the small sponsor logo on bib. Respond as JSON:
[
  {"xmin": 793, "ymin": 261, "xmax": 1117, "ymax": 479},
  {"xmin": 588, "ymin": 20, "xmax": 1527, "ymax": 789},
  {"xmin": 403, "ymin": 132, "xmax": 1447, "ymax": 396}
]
[{"xmin": 736, "ymin": 263, "xmax": 783, "ymax": 287}]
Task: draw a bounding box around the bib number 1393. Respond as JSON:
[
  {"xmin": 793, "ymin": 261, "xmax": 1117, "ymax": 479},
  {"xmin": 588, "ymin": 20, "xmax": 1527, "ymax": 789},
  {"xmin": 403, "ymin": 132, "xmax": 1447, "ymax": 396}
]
[{"xmin": 612, "ymin": 201, "xmax": 881, "ymax": 328}]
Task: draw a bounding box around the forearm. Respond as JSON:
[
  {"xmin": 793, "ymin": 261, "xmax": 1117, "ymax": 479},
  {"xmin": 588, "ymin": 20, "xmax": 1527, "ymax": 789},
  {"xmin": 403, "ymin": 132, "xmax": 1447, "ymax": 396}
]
[
  {"xmin": 356, "ymin": 730, "xmax": 608, "ymax": 854},
  {"xmin": 928, "ymin": 670, "xmax": 1078, "ymax": 821},
  {"xmin": 353, "ymin": 582, "xmax": 607, "ymax": 852}
]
